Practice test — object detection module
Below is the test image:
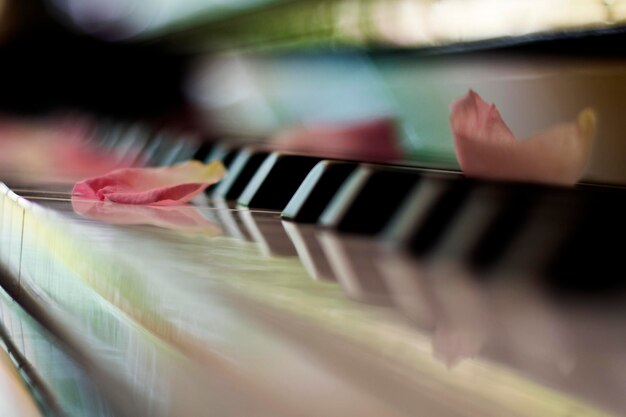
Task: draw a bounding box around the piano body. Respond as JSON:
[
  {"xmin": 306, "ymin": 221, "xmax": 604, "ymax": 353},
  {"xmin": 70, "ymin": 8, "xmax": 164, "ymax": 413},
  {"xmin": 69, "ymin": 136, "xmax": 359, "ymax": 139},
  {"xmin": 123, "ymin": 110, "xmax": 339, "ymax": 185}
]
[{"xmin": 0, "ymin": 1, "xmax": 626, "ymax": 416}]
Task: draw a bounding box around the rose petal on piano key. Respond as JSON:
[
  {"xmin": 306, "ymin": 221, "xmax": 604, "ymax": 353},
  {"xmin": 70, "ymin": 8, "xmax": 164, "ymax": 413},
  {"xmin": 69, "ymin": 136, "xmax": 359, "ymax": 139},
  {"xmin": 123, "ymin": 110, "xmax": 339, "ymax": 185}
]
[
  {"xmin": 72, "ymin": 160, "xmax": 227, "ymax": 205},
  {"xmin": 450, "ymin": 90, "xmax": 596, "ymax": 185}
]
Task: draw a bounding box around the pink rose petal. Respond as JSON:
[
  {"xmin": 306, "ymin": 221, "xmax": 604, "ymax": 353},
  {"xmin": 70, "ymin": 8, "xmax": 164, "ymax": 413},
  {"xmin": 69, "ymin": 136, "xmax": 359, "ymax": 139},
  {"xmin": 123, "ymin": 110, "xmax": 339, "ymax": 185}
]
[
  {"xmin": 72, "ymin": 160, "xmax": 227, "ymax": 205},
  {"xmin": 450, "ymin": 90, "xmax": 596, "ymax": 185},
  {"xmin": 274, "ymin": 118, "xmax": 401, "ymax": 163},
  {"xmin": 72, "ymin": 198, "xmax": 222, "ymax": 234}
]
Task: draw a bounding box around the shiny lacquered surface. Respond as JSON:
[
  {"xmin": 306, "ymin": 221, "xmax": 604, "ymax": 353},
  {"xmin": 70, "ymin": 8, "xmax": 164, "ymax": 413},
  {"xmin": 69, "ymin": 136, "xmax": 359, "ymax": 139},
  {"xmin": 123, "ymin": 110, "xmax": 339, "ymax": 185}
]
[{"xmin": 0, "ymin": 182, "xmax": 623, "ymax": 417}]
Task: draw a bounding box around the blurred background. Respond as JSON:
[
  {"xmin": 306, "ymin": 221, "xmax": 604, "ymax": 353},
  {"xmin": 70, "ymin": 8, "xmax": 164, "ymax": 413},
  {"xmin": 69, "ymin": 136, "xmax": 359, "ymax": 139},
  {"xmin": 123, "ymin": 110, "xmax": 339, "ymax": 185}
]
[{"xmin": 2, "ymin": 0, "xmax": 626, "ymax": 182}]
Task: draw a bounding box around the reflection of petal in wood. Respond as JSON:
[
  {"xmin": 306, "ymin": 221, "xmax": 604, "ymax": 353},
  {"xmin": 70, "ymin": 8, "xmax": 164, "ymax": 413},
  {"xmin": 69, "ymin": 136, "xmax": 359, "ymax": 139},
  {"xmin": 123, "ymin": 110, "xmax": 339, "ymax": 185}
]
[
  {"xmin": 493, "ymin": 283, "xmax": 578, "ymax": 377},
  {"xmin": 72, "ymin": 198, "xmax": 222, "ymax": 235},
  {"xmin": 376, "ymin": 252, "xmax": 436, "ymax": 329},
  {"xmin": 428, "ymin": 263, "xmax": 490, "ymax": 368},
  {"xmin": 450, "ymin": 90, "xmax": 596, "ymax": 185}
]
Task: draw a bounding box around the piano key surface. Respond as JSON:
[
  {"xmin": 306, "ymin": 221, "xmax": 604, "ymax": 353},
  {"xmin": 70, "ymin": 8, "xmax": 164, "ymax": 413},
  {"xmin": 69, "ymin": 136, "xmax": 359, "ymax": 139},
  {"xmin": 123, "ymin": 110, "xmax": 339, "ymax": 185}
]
[{"xmin": 1, "ymin": 177, "xmax": 625, "ymax": 417}]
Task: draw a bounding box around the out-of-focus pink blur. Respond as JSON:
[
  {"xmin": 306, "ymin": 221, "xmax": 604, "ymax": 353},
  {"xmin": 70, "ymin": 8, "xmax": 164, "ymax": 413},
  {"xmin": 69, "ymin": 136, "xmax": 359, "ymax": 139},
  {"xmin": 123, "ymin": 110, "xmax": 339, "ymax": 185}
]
[
  {"xmin": 274, "ymin": 118, "xmax": 402, "ymax": 163},
  {"xmin": 0, "ymin": 114, "xmax": 137, "ymax": 181}
]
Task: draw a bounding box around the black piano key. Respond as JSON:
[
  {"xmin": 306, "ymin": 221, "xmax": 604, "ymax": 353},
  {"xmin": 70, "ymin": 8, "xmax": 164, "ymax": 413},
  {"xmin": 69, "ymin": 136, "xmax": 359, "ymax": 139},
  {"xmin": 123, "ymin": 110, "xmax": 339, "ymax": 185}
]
[
  {"xmin": 203, "ymin": 144, "xmax": 241, "ymax": 194},
  {"xmin": 409, "ymin": 180, "xmax": 472, "ymax": 256},
  {"xmin": 172, "ymin": 141, "xmax": 199, "ymax": 165},
  {"xmin": 112, "ymin": 123, "xmax": 151, "ymax": 162},
  {"xmin": 98, "ymin": 122, "xmax": 127, "ymax": 150},
  {"xmin": 237, "ymin": 153, "xmax": 321, "ymax": 210},
  {"xmin": 139, "ymin": 131, "xmax": 166, "ymax": 166},
  {"xmin": 489, "ymin": 188, "xmax": 583, "ymax": 280},
  {"xmin": 212, "ymin": 148, "xmax": 270, "ymax": 201},
  {"xmin": 382, "ymin": 176, "xmax": 455, "ymax": 245},
  {"xmin": 397, "ymin": 177, "xmax": 472, "ymax": 256},
  {"xmin": 281, "ymin": 160, "xmax": 358, "ymax": 223},
  {"xmin": 467, "ymin": 184, "xmax": 538, "ymax": 269},
  {"xmin": 545, "ymin": 188, "xmax": 626, "ymax": 293},
  {"xmin": 90, "ymin": 119, "xmax": 115, "ymax": 146},
  {"xmin": 205, "ymin": 143, "xmax": 240, "ymax": 166},
  {"xmin": 158, "ymin": 136, "xmax": 196, "ymax": 166},
  {"xmin": 147, "ymin": 132, "xmax": 178, "ymax": 166},
  {"xmin": 319, "ymin": 166, "xmax": 420, "ymax": 235},
  {"xmin": 192, "ymin": 141, "xmax": 215, "ymax": 162},
  {"xmin": 430, "ymin": 183, "xmax": 537, "ymax": 270}
]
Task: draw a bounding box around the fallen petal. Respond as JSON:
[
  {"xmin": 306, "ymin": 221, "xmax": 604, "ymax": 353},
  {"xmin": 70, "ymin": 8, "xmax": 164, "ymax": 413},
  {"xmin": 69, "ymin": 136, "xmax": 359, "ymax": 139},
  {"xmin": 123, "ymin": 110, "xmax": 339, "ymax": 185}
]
[
  {"xmin": 450, "ymin": 90, "xmax": 596, "ymax": 185},
  {"xmin": 72, "ymin": 160, "xmax": 227, "ymax": 205}
]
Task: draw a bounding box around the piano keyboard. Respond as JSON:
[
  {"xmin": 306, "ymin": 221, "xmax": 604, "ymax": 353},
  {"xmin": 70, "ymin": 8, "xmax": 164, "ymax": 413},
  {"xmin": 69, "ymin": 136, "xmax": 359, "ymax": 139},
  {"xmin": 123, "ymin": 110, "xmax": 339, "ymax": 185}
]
[{"xmin": 0, "ymin": 120, "xmax": 625, "ymax": 417}]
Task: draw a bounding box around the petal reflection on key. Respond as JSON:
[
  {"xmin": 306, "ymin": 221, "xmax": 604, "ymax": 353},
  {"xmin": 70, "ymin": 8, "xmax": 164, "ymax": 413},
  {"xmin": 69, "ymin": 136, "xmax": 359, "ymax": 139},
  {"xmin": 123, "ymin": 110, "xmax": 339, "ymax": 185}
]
[
  {"xmin": 72, "ymin": 198, "xmax": 222, "ymax": 235},
  {"xmin": 428, "ymin": 263, "xmax": 490, "ymax": 368},
  {"xmin": 450, "ymin": 90, "xmax": 596, "ymax": 185}
]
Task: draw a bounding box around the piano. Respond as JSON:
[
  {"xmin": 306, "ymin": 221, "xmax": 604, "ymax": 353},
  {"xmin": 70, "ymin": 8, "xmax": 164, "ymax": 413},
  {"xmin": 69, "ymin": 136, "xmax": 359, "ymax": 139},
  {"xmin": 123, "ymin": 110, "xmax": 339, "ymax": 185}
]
[{"xmin": 1, "ymin": 1, "xmax": 626, "ymax": 416}]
